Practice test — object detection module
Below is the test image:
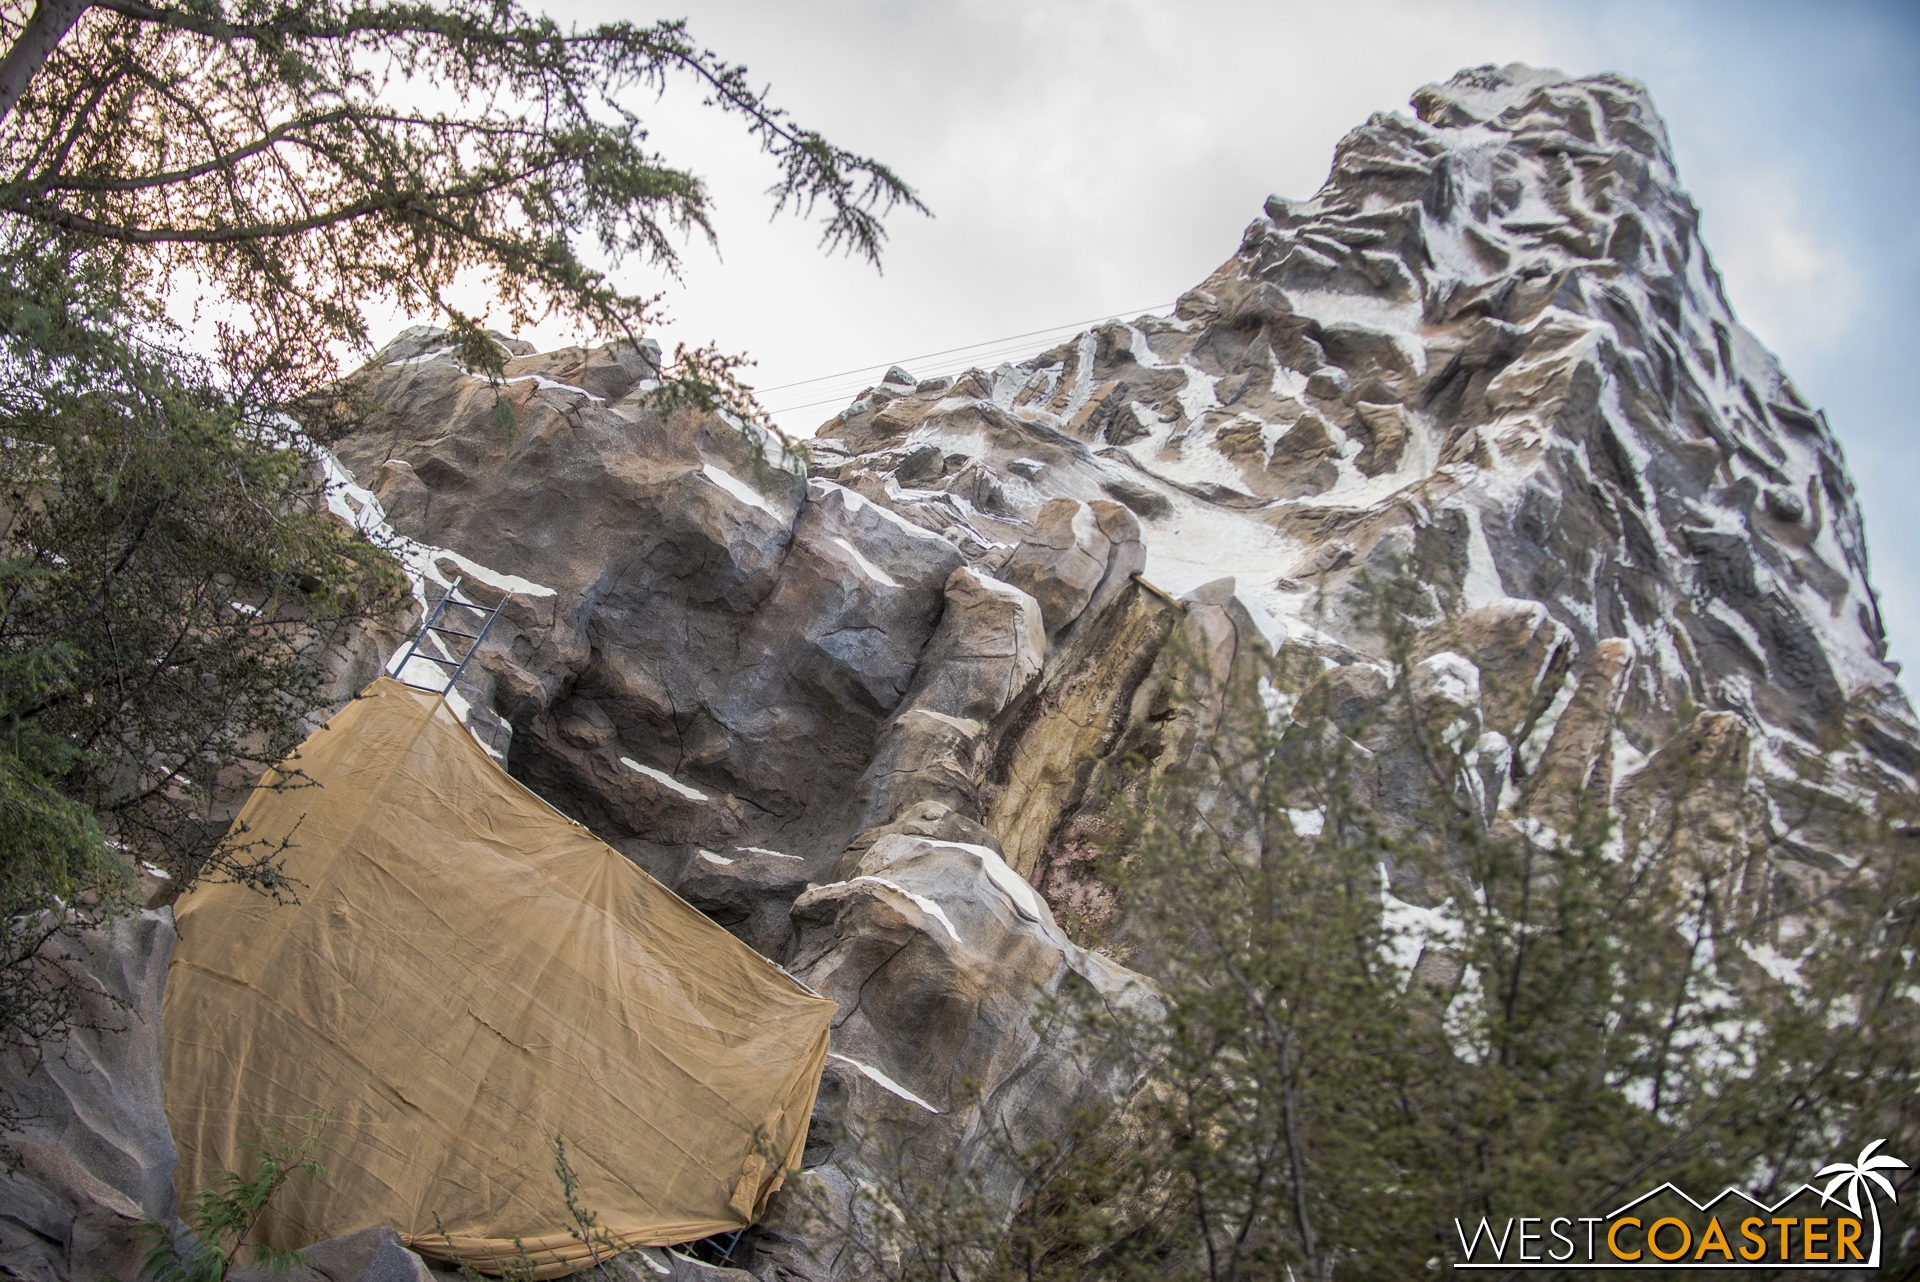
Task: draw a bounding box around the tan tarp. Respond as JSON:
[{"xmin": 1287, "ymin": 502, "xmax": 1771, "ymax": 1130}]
[{"xmin": 163, "ymin": 678, "xmax": 834, "ymax": 1277}]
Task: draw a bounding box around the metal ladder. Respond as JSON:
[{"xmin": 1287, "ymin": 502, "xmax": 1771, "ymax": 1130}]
[{"xmin": 390, "ymin": 576, "xmax": 508, "ymax": 695}]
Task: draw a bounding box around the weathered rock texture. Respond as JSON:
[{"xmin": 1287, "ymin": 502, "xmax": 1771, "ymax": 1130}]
[
  {"xmin": 320, "ymin": 331, "xmax": 1163, "ymax": 1282},
  {"xmin": 12, "ymin": 61, "xmax": 1918, "ymax": 1282},
  {"xmin": 0, "ymin": 912, "xmax": 179, "ymax": 1282},
  {"xmin": 306, "ymin": 62, "xmax": 1920, "ymax": 1282},
  {"xmin": 228, "ymin": 1226, "xmax": 432, "ymax": 1282},
  {"xmin": 802, "ymin": 62, "xmax": 1918, "ymax": 950}
]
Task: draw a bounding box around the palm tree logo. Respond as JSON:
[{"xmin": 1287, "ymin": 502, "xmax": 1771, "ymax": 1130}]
[{"xmin": 1816, "ymin": 1139, "xmax": 1910, "ymax": 1267}]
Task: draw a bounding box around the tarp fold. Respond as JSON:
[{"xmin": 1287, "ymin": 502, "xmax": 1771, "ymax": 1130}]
[{"xmin": 164, "ymin": 679, "xmax": 834, "ymax": 1277}]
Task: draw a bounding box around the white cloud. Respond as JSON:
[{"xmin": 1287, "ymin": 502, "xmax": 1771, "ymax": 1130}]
[
  {"xmin": 316, "ymin": 1, "xmax": 1920, "ymax": 691},
  {"xmin": 1702, "ymin": 173, "xmax": 1861, "ymax": 362},
  {"xmin": 438, "ymin": 0, "xmax": 1567, "ymax": 435}
]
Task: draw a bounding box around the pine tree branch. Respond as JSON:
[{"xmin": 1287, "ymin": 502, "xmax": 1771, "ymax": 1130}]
[{"xmin": 0, "ymin": 0, "xmax": 88, "ymax": 127}]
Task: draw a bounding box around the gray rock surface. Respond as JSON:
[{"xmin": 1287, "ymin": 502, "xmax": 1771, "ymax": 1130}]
[
  {"xmin": 229, "ymin": 1225, "xmax": 431, "ymax": 1282},
  {"xmin": 618, "ymin": 1246, "xmax": 755, "ymax": 1281},
  {"xmin": 43, "ymin": 58, "xmax": 1911, "ymax": 1282},
  {"xmin": 673, "ymin": 849, "xmax": 813, "ymax": 959},
  {"xmin": 758, "ymin": 832, "xmax": 1155, "ymax": 1282},
  {"xmin": 800, "ymin": 63, "xmax": 1919, "ymax": 966},
  {"xmin": 318, "ymin": 328, "xmax": 1170, "ymax": 1282},
  {"xmin": 0, "ymin": 912, "xmax": 179, "ymax": 1282}
]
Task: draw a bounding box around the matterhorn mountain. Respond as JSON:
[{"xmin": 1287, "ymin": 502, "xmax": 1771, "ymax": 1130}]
[{"xmin": 4, "ymin": 62, "xmax": 1915, "ymax": 1282}]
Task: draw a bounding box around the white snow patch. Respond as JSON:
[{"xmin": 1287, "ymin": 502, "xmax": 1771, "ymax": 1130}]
[
  {"xmin": 1174, "ymin": 369, "xmax": 1221, "ymax": 427},
  {"xmin": 900, "ymin": 708, "xmax": 985, "ymax": 737},
  {"xmin": 1237, "ymin": 593, "xmax": 1289, "ymax": 652},
  {"xmin": 1060, "ymin": 331, "xmax": 1100, "ymax": 420},
  {"xmin": 318, "ymin": 448, "xmax": 388, "ymax": 535},
  {"xmin": 739, "ymin": 847, "xmax": 802, "ymax": 861},
  {"xmin": 1414, "ymin": 651, "xmax": 1482, "ymax": 708},
  {"xmin": 1286, "ymin": 808, "xmax": 1325, "ymax": 837},
  {"xmin": 1137, "ymin": 500, "xmax": 1297, "ymax": 615},
  {"xmin": 810, "ymin": 478, "xmax": 953, "ymax": 547},
  {"xmin": 1277, "ymin": 294, "xmax": 1428, "ymax": 373},
  {"xmin": 309, "ymin": 444, "xmax": 525, "ymax": 762},
  {"xmin": 702, "ymin": 462, "xmax": 778, "ymax": 518},
  {"xmin": 831, "ymin": 536, "xmax": 901, "ymax": 588},
  {"xmin": 1705, "ymin": 599, "xmax": 1770, "ymax": 673},
  {"xmin": 429, "ymin": 547, "xmax": 557, "ymax": 598},
  {"xmin": 500, "ymin": 373, "xmax": 604, "ymax": 402},
  {"xmin": 385, "ymin": 349, "xmax": 457, "ymax": 367},
  {"xmin": 966, "ymin": 571, "xmax": 1041, "ymax": 606},
  {"xmin": 925, "ymin": 840, "xmax": 1050, "ymax": 924},
  {"xmin": 1610, "ymin": 730, "xmax": 1650, "ymax": 789},
  {"xmin": 1511, "ymin": 815, "xmax": 1566, "ymax": 850},
  {"xmin": 1740, "ymin": 939, "xmax": 1806, "ymax": 991},
  {"xmin": 1443, "ymin": 964, "xmax": 1488, "ymax": 1065},
  {"xmin": 828, "ymin": 1053, "xmax": 941, "ymax": 1114},
  {"xmin": 1260, "ymin": 676, "xmax": 1297, "ymax": 726},
  {"xmin": 435, "ymin": 682, "xmax": 500, "ymax": 760},
  {"xmin": 1269, "ymin": 364, "xmax": 1310, "ymax": 401},
  {"xmin": 1444, "ymin": 499, "xmax": 1507, "ymax": 607},
  {"xmin": 698, "ymin": 850, "xmax": 734, "ymax": 866},
  {"xmin": 1510, "ymin": 669, "xmax": 1581, "ymax": 797},
  {"xmin": 1380, "ymin": 865, "xmax": 1465, "ymax": 976},
  {"xmin": 849, "ymin": 876, "xmax": 964, "ymax": 943},
  {"xmin": 387, "ymin": 628, "xmax": 456, "ymax": 687},
  {"xmin": 620, "ymin": 758, "xmax": 709, "ymax": 802},
  {"xmin": 1463, "ymin": 732, "xmax": 1512, "ymax": 815}
]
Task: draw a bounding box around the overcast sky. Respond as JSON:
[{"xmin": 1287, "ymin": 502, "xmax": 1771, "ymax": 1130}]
[{"xmin": 440, "ymin": 0, "xmax": 1920, "ymax": 685}]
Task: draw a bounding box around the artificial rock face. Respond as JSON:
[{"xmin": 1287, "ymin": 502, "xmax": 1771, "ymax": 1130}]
[
  {"xmin": 803, "ymin": 62, "xmax": 1917, "ymax": 943},
  {"xmin": 21, "ymin": 60, "xmax": 1913, "ymax": 1282},
  {"xmin": 307, "ymin": 62, "xmax": 1920, "ymax": 1282},
  {"xmin": 0, "ymin": 913, "xmax": 179, "ymax": 1282}
]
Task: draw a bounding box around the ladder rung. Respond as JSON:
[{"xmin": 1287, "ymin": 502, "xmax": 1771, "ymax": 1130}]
[{"xmin": 392, "ymin": 571, "xmax": 511, "ymax": 698}]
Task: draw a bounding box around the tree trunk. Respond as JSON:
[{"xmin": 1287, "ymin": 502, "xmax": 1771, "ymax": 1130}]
[{"xmin": 0, "ymin": 0, "xmax": 89, "ymax": 128}]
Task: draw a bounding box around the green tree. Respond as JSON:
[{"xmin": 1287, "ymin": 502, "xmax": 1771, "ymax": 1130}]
[
  {"xmin": 0, "ymin": 0, "xmax": 924, "ymax": 1113},
  {"xmin": 1085, "ymin": 579, "xmax": 1920, "ymax": 1279},
  {"xmin": 813, "ymin": 577, "xmax": 1920, "ymax": 1281},
  {"xmin": 138, "ymin": 1112, "xmax": 330, "ymax": 1282},
  {"xmin": 0, "ymin": 238, "xmax": 409, "ymax": 1126},
  {"xmin": 0, "ymin": 0, "xmax": 924, "ymax": 393}
]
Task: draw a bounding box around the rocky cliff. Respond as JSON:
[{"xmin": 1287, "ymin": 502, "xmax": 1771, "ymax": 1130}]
[
  {"xmin": 798, "ymin": 60, "xmax": 1916, "ymax": 937},
  {"xmin": 7, "ymin": 61, "xmax": 1916, "ymax": 1282}
]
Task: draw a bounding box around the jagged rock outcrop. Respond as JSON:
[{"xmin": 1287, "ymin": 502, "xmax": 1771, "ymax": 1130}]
[
  {"xmin": 799, "ymin": 61, "xmax": 1916, "ymax": 955},
  {"xmin": 0, "ymin": 912, "xmax": 179, "ymax": 1282},
  {"xmin": 228, "ymin": 1226, "xmax": 432, "ymax": 1282},
  {"xmin": 12, "ymin": 60, "xmax": 1917, "ymax": 1282},
  {"xmin": 319, "ymin": 327, "xmax": 1162, "ymax": 1281},
  {"xmin": 304, "ymin": 62, "xmax": 1920, "ymax": 1282},
  {"xmin": 754, "ymin": 826, "xmax": 1151, "ymax": 1281}
]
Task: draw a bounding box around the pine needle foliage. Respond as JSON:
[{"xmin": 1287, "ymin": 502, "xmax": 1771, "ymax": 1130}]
[
  {"xmin": 1081, "ymin": 576, "xmax": 1920, "ymax": 1279},
  {"xmin": 0, "ymin": 234, "xmax": 411, "ymax": 893},
  {"xmin": 808, "ymin": 574, "xmax": 1920, "ymax": 1281},
  {"xmin": 0, "ymin": 0, "xmax": 924, "ymax": 1109},
  {"xmin": 0, "ymin": 230, "xmax": 409, "ymax": 1132},
  {"xmin": 0, "ymin": 0, "xmax": 927, "ymax": 401},
  {"xmin": 137, "ymin": 1111, "xmax": 331, "ymax": 1282}
]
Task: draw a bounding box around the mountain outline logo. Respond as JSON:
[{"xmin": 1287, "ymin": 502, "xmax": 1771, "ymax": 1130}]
[{"xmin": 1453, "ymin": 1141, "xmax": 1910, "ymax": 1270}]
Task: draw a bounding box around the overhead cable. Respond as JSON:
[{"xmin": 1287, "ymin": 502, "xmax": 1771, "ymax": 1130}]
[
  {"xmin": 759, "ymin": 302, "xmax": 1175, "ymax": 418},
  {"xmin": 752, "ymin": 302, "xmax": 1175, "ymax": 397}
]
